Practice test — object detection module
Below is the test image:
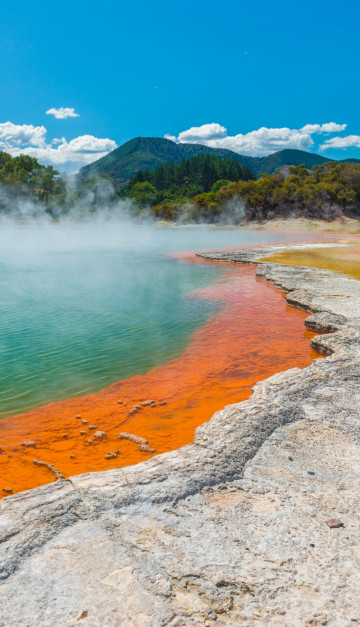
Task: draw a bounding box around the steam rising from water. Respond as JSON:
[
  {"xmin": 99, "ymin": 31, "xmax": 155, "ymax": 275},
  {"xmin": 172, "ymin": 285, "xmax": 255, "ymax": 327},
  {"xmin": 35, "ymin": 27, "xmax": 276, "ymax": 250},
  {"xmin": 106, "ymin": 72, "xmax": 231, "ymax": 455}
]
[
  {"xmin": 0, "ymin": 216, "xmax": 325, "ymax": 419},
  {"xmin": 220, "ymin": 197, "xmax": 246, "ymax": 224},
  {"xmin": 0, "ymin": 177, "xmax": 137, "ymax": 223},
  {"xmin": 0, "ymin": 176, "xmax": 247, "ymax": 226}
]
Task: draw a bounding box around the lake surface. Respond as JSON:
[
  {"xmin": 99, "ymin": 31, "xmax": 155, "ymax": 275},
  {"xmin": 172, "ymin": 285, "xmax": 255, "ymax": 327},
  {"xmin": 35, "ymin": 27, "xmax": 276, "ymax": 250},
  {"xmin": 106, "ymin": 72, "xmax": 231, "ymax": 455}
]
[{"xmin": 0, "ymin": 222, "xmax": 326, "ymax": 419}]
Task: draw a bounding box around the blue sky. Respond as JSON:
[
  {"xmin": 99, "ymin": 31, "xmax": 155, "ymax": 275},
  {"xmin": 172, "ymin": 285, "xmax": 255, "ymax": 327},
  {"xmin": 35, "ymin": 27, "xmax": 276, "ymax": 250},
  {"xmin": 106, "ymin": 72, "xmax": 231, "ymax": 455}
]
[{"xmin": 0, "ymin": 0, "xmax": 359, "ymax": 172}]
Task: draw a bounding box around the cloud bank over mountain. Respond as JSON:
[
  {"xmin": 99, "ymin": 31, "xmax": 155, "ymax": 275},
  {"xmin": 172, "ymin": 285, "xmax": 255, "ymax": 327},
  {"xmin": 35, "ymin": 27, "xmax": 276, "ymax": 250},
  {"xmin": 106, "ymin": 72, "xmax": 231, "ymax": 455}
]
[
  {"xmin": 165, "ymin": 122, "xmax": 352, "ymax": 157},
  {"xmin": 0, "ymin": 115, "xmax": 359, "ymax": 174}
]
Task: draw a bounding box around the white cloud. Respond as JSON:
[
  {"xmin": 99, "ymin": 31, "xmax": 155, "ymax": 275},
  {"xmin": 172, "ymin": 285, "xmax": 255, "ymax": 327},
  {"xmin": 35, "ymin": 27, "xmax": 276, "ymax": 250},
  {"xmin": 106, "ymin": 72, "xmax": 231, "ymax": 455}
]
[
  {"xmin": 300, "ymin": 124, "xmax": 321, "ymax": 134},
  {"xmin": 167, "ymin": 123, "xmax": 313, "ymax": 156},
  {"xmin": 178, "ymin": 123, "xmax": 227, "ymax": 143},
  {"xmin": 301, "ymin": 122, "xmax": 347, "ymax": 134},
  {"xmin": 46, "ymin": 107, "xmax": 79, "ymax": 119},
  {"xmin": 320, "ymin": 135, "xmax": 360, "ymax": 151},
  {"xmin": 166, "ymin": 122, "xmax": 349, "ymax": 157},
  {"xmin": 0, "ymin": 121, "xmax": 117, "ymax": 172},
  {"xmin": 320, "ymin": 122, "xmax": 347, "ymax": 133},
  {"xmin": 11, "ymin": 135, "xmax": 118, "ymax": 172},
  {"xmin": 0, "ymin": 122, "xmax": 46, "ymax": 148},
  {"xmin": 214, "ymin": 127, "xmax": 314, "ymax": 156}
]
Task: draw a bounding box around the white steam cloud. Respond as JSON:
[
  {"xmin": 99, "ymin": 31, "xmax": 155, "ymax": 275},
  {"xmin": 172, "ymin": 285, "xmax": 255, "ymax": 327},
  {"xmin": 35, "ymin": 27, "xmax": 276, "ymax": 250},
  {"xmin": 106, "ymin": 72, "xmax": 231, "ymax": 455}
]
[{"xmin": 0, "ymin": 176, "xmax": 136, "ymax": 224}]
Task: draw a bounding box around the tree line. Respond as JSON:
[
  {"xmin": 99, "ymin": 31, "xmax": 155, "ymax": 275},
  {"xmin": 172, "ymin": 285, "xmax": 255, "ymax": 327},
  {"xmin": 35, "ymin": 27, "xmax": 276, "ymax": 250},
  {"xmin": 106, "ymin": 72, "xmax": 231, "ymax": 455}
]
[
  {"xmin": 126, "ymin": 161, "xmax": 360, "ymax": 222},
  {"xmin": 124, "ymin": 154, "xmax": 256, "ymax": 219},
  {"xmin": 0, "ymin": 151, "xmax": 117, "ymax": 216},
  {"xmin": 1, "ymin": 149, "xmax": 360, "ymax": 224},
  {"xmin": 128, "ymin": 154, "xmax": 255, "ymax": 192},
  {"xmin": 188, "ymin": 162, "xmax": 360, "ymax": 222},
  {"xmin": 0, "ymin": 152, "xmax": 65, "ymax": 206}
]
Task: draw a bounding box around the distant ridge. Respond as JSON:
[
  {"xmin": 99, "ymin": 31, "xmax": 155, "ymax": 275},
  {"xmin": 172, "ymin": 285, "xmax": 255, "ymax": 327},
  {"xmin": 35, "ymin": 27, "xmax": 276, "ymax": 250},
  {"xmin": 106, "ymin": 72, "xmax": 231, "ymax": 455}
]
[{"xmin": 78, "ymin": 136, "xmax": 360, "ymax": 184}]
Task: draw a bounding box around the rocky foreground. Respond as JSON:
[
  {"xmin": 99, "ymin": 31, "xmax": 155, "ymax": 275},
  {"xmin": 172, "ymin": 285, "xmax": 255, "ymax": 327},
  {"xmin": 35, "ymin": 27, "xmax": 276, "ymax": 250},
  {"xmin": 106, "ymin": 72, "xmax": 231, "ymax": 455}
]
[{"xmin": 1, "ymin": 247, "xmax": 360, "ymax": 626}]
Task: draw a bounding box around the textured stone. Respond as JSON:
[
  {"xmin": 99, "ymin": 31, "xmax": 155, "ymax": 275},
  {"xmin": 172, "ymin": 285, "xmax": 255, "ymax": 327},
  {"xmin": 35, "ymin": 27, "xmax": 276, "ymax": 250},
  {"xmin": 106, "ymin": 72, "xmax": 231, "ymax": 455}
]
[{"xmin": 1, "ymin": 245, "xmax": 360, "ymax": 625}]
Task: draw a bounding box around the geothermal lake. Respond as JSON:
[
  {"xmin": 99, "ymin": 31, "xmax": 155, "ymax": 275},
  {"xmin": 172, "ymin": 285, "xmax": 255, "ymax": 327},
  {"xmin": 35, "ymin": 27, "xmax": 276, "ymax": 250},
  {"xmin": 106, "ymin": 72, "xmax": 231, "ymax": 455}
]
[
  {"xmin": 0, "ymin": 222, "xmax": 322, "ymax": 420},
  {"xmin": 0, "ymin": 222, "xmax": 332, "ymax": 494}
]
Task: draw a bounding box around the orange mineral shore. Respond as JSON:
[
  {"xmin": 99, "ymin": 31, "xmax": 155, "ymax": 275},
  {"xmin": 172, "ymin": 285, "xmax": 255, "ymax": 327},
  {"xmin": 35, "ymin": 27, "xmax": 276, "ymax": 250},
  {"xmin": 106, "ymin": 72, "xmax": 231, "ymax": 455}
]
[{"xmin": 0, "ymin": 260, "xmax": 322, "ymax": 496}]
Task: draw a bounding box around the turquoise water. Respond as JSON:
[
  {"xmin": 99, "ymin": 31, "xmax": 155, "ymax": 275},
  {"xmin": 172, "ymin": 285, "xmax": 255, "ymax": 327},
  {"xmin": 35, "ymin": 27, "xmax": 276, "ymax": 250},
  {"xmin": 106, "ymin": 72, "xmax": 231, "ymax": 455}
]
[{"xmin": 0, "ymin": 222, "xmax": 314, "ymax": 418}]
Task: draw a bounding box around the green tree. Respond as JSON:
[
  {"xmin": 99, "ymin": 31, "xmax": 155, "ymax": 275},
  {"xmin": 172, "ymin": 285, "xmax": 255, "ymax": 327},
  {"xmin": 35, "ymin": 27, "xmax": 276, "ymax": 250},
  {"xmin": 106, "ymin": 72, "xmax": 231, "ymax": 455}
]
[{"xmin": 129, "ymin": 181, "xmax": 158, "ymax": 207}]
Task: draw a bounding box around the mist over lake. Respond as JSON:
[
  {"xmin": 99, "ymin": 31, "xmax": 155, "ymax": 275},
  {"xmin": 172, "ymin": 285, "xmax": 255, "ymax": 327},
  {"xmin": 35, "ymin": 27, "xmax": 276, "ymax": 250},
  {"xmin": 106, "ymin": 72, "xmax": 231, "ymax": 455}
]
[{"xmin": 0, "ymin": 222, "xmax": 319, "ymax": 418}]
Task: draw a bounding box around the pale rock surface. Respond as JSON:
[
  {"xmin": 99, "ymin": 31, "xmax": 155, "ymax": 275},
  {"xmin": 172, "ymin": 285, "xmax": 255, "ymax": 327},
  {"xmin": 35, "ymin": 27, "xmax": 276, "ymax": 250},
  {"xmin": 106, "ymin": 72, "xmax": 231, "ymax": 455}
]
[{"xmin": 1, "ymin": 247, "xmax": 360, "ymax": 626}]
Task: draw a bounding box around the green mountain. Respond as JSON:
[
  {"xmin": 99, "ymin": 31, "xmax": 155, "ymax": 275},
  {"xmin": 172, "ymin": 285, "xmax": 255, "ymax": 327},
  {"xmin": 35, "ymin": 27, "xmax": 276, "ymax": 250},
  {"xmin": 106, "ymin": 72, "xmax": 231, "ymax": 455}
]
[
  {"xmin": 255, "ymin": 149, "xmax": 332, "ymax": 175},
  {"xmin": 78, "ymin": 137, "xmax": 360, "ymax": 184},
  {"xmin": 79, "ymin": 137, "xmax": 257, "ymax": 184}
]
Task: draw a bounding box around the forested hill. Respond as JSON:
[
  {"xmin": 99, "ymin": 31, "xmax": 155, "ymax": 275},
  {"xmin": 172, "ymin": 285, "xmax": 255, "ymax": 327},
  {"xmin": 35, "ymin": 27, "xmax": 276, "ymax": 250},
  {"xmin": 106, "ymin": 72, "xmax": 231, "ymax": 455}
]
[
  {"xmin": 129, "ymin": 154, "xmax": 255, "ymax": 192},
  {"xmin": 79, "ymin": 137, "xmax": 353, "ymax": 185},
  {"xmin": 78, "ymin": 137, "xmax": 258, "ymax": 184},
  {"xmin": 256, "ymin": 149, "xmax": 335, "ymax": 175}
]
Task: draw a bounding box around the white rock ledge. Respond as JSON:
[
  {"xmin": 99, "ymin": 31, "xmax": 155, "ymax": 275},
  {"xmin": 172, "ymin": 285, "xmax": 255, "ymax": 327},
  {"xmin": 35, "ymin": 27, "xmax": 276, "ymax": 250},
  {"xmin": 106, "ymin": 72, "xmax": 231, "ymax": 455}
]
[{"xmin": 1, "ymin": 247, "xmax": 360, "ymax": 626}]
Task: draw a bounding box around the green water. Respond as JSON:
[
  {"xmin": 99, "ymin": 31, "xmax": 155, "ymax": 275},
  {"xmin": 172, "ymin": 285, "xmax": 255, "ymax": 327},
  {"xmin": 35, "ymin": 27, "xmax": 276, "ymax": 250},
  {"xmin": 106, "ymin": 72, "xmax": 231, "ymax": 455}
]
[{"xmin": 0, "ymin": 222, "xmax": 313, "ymax": 418}]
